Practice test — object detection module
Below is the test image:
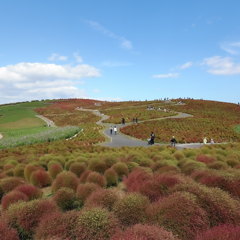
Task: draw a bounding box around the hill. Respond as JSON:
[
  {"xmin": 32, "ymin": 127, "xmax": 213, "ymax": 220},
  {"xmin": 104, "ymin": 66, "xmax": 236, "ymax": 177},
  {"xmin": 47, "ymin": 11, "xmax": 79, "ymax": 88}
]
[{"xmin": 0, "ymin": 98, "xmax": 240, "ymax": 239}]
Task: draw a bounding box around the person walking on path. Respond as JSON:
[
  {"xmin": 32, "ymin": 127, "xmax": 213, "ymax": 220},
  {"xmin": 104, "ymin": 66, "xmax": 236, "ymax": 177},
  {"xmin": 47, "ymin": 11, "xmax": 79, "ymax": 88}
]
[
  {"xmin": 110, "ymin": 126, "xmax": 113, "ymax": 135},
  {"xmin": 210, "ymin": 139, "xmax": 214, "ymax": 144},
  {"xmin": 136, "ymin": 117, "xmax": 138, "ymax": 123},
  {"xmin": 133, "ymin": 118, "xmax": 135, "ymax": 124},
  {"xmin": 203, "ymin": 137, "xmax": 207, "ymax": 144},
  {"xmin": 170, "ymin": 136, "xmax": 177, "ymax": 147},
  {"xmin": 122, "ymin": 118, "xmax": 125, "ymax": 125},
  {"xmin": 114, "ymin": 126, "xmax": 117, "ymax": 135},
  {"xmin": 150, "ymin": 132, "xmax": 155, "ymax": 145}
]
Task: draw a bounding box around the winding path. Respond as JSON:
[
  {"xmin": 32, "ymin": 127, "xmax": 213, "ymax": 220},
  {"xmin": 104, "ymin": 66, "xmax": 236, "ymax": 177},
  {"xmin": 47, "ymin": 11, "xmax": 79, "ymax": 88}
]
[{"xmin": 77, "ymin": 108, "xmax": 204, "ymax": 150}]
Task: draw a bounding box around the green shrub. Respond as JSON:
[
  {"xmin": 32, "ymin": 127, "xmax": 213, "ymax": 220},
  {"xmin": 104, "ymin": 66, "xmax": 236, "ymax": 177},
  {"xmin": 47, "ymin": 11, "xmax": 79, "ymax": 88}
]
[
  {"xmin": 69, "ymin": 162, "xmax": 86, "ymax": 177},
  {"xmin": 53, "ymin": 187, "xmax": 76, "ymax": 210}
]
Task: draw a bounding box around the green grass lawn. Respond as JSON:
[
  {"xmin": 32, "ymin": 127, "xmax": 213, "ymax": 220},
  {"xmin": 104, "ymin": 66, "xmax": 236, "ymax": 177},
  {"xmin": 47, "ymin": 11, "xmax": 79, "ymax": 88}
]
[
  {"xmin": 0, "ymin": 101, "xmax": 53, "ymax": 136},
  {"xmin": 234, "ymin": 124, "xmax": 240, "ymax": 134}
]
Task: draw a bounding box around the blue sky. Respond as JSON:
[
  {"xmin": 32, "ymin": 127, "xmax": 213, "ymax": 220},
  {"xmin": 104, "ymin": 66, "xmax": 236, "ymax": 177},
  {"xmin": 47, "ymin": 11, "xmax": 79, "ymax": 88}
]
[{"xmin": 0, "ymin": 0, "xmax": 240, "ymax": 104}]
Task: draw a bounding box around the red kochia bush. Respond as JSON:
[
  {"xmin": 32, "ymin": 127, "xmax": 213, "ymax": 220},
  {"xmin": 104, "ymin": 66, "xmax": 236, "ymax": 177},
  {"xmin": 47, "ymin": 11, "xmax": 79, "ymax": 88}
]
[
  {"xmin": 0, "ymin": 220, "xmax": 20, "ymax": 240},
  {"xmin": 111, "ymin": 224, "xmax": 176, "ymax": 240},
  {"xmin": 15, "ymin": 184, "xmax": 42, "ymax": 200},
  {"xmin": 195, "ymin": 224, "xmax": 240, "ymax": 240},
  {"xmin": 85, "ymin": 188, "xmax": 119, "ymax": 211},
  {"xmin": 169, "ymin": 183, "xmax": 240, "ymax": 227},
  {"xmin": 86, "ymin": 171, "xmax": 107, "ymax": 188},
  {"xmin": 113, "ymin": 193, "xmax": 150, "ymax": 226},
  {"xmin": 53, "ymin": 187, "xmax": 76, "ymax": 210},
  {"xmin": 34, "ymin": 210, "xmax": 79, "ymax": 240},
  {"xmin": 146, "ymin": 192, "xmax": 210, "ymax": 239},
  {"xmin": 76, "ymin": 183, "xmax": 100, "ymax": 205},
  {"xmin": 0, "ymin": 177, "xmax": 26, "ymax": 193},
  {"xmin": 196, "ymin": 154, "xmax": 215, "ymax": 164},
  {"xmin": 69, "ymin": 162, "xmax": 86, "ymax": 177},
  {"xmin": 30, "ymin": 169, "xmax": 52, "ymax": 188},
  {"xmin": 73, "ymin": 207, "xmax": 120, "ymax": 240},
  {"xmin": 49, "ymin": 163, "xmax": 63, "ymax": 179},
  {"xmin": 123, "ymin": 169, "xmax": 162, "ymax": 202},
  {"xmin": 79, "ymin": 170, "xmax": 92, "ymax": 183},
  {"xmin": 52, "ymin": 171, "xmax": 79, "ymax": 193},
  {"xmin": 17, "ymin": 199, "xmax": 59, "ymax": 237},
  {"xmin": 1, "ymin": 190, "xmax": 29, "ymax": 211}
]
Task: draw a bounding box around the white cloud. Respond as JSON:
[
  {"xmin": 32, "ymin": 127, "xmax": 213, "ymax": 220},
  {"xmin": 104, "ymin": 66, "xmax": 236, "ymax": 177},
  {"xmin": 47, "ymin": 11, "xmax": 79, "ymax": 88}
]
[
  {"xmin": 202, "ymin": 56, "xmax": 240, "ymax": 75},
  {"xmin": 0, "ymin": 62, "xmax": 100, "ymax": 104},
  {"xmin": 85, "ymin": 20, "xmax": 132, "ymax": 50},
  {"xmin": 192, "ymin": 24, "xmax": 195, "ymax": 27},
  {"xmin": 221, "ymin": 41, "xmax": 240, "ymax": 55},
  {"xmin": 101, "ymin": 61, "xmax": 132, "ymax": 67},
  {"xmin": 48, "ymin": 53, "xmax": 68, "ymax": 61},
  {"xmin": 93, "ymin": 89, "xmax": 100, "ymax": 93},
  {"xmin": 180, "ymin": 62, "xmax": 192, "ymax": 69},
  {"xmin": 153, "ymin": 73, "xmax": 179, "ymax": 78},
  {"xmin": 73, "ymin": 52, "xmax": 83, "ymax": 63}
]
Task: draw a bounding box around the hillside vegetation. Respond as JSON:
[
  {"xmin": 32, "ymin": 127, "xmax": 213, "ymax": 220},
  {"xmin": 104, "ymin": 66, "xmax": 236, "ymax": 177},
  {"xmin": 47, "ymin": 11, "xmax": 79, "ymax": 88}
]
[{"xmin": 0, "ymin": 98, "xmax": 240, "ymax": 240}]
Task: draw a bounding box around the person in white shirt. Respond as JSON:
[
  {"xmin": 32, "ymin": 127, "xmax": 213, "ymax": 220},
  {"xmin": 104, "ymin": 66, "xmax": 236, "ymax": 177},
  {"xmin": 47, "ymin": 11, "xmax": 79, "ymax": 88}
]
[{"xmin": 114, "ymin": 126, "xmax": 117, "ymax": 135}]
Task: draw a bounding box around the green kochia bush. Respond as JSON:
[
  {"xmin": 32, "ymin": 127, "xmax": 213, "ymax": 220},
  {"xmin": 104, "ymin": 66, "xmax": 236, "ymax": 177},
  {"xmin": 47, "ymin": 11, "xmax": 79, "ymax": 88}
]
[
  {"xmin": 53, "ymin": 187, "xmax": 76, "ymax": 211},
  {"xmin": 52, "ymin": 171, "xmax": 79, "ymax": 193},
  {"xmin": 73, "ymin": 207, "xmax": 120, "ymax": 240},
  {"xmin": 113, "ymin": 192, "xmax": 150, "ymax": 226},
  {"xmin": 86, "ymin": 171, "xmax": 107, "ymax": 188},
  {"xmin": 104, "ymin": 168, "xmax": 118, "ymax": 187},
  {"xmin": 69, "ymin": 162, "xmax": 86, "ymax": 177},
  {"xmin": 0, "ymin": 177, "xmax": 26, "ymax": 194}
]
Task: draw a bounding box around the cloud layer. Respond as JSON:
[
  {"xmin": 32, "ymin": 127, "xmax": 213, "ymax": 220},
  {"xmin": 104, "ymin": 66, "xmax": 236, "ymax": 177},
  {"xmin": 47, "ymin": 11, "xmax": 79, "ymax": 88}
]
[
  {"xmin": 86, "ymin": 20, "xmax": 132, "ymax": 50},
  {"xmin": 153, "ymin": 73, "xmax": 179, "ymax": 78},
  {"xmin": 202, "ymin": 56, "xmax": 240, "ymax": 75},
  {"xmin": 0, "ymin": 62, "xmax": 100, "ymax": 104}
]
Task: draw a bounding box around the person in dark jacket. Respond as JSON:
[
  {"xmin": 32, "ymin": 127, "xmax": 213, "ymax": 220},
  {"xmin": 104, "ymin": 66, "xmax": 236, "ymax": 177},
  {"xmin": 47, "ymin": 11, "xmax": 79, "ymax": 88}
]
[
  {"xmin": 150, "ymin": 132, "xmax": 155, "ymax": 145},
  {"xmin": 170, "ymin": 136, "xmax": 177, "ymax": 147}
]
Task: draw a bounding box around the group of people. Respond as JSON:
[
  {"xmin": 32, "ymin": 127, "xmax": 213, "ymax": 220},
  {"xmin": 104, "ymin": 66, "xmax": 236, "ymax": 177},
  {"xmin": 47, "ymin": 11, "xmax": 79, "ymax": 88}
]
[
  {"xmin": 110, "ymin": 126, "xmax": 117, "ymax": 135},
  {"xmin": 203, "ymin": 137, "xmax": 214, "ymax": 144}
]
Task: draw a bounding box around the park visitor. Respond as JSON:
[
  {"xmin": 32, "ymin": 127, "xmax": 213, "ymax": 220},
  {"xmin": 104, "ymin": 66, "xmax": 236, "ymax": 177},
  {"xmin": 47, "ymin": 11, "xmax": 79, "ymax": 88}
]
[
  {"xmin": 210, "ymin": 139, "xmax": 214, "ymax": 144},
  {"xmin": 133, "ymin": 118, "xmax": 135, "ymax": 123},
  {"xmin": 122, "ymin": 118, "xmax": 125, "ymax": 125},
  {"xmin": 203, "ymin": 137, "xmax": 207, "ymax": 144},
  {"xmin": 114, "ymin": 126, "xmax": 117, "ymax": 135},
  {"xmin": 110, "ymin": 126, "xmax": 113, "ymax": 135},
  {"xmin": 150, "ymin": 132, "xmax": 155, "ymax": 145},
  {"xmin": 136, "ymin": 117, "xmax": 138, "ymax": 123},
  {"xmin": 170, "ymin": 136, "xmax": 177, "ymax": 147}
]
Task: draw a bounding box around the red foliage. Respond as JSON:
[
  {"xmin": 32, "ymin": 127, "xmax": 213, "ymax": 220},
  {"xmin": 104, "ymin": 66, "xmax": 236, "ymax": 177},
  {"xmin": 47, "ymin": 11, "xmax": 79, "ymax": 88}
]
[
  {"xmin": 76, "ymin": 183, "xmax": 100, "ymax": 205},
  {"xmin": 146, "ymin": 192, "xmax": 210, "ymax": 239},
  {"xmin": 34, "ymin": 211, "xmax": 79, "ymax": 240},
  {"xmin": 14, "ymin": 184, "xmax": 42, "ymax": 200},
  {"xmin": 86, "ymin": 171, "xmax": 107, "ymax": 188},
  {"xmin": 30, "ymin": 169, "xmax": 52, "ymax": 188},
  {"xmin": 123, "ymin": 169, "xmax": 162, "ymax": 202},
  {"xmin": 0, "ymin": 220, "xmax": 20, "ymax": 240},
  {"xmin": 111, "ymin": 224, "xmax": 176, "ymax": 240},
  {"xmin": 17, "ymin": 199, "xmax": 59, "ymax": 237},
  {"xmin": 79, "ymin": 170, "xmax": 92, "ymax": 183},
  {"xmin": 52, "ymin": 171, "xmax": 79, "ymax": 193},
  {"xmin": 49, "ymin": 163, "xmax": 63, "ymax": 179},
  {"xmin": 85, "ymin": 188, "xmax": 119, "ymax": 211},
  {"xmin": 196, "ymin": 154, "xmax": 216, "ymax": 164},
  {"xmin": 1, "ymin": 190, "xmax": 29, "ymax": 211},
  {"xmin": 195, "ymin": 224, "xmax": 240, "ymax": 240},
  {"xmin": 0, "ymin": 177, "xmax": 26, "ymax": 193}
]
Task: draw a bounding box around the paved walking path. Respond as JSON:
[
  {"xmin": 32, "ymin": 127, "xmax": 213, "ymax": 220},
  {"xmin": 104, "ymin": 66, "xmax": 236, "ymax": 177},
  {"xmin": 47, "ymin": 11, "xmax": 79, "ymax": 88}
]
[
  {"xmin": 77, "ymin": 108, "xmax": 204, "ymax": 150},
  {"xmin": 35, "ymin": 115, "xmax": 56, "ymax": 127}
]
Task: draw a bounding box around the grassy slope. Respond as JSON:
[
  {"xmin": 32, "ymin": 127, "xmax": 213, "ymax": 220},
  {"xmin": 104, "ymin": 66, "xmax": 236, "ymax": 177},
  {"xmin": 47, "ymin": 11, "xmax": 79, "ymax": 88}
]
[{"xmin": 0, "ymin": 101, "xmax": 52, "ymax": 137}]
